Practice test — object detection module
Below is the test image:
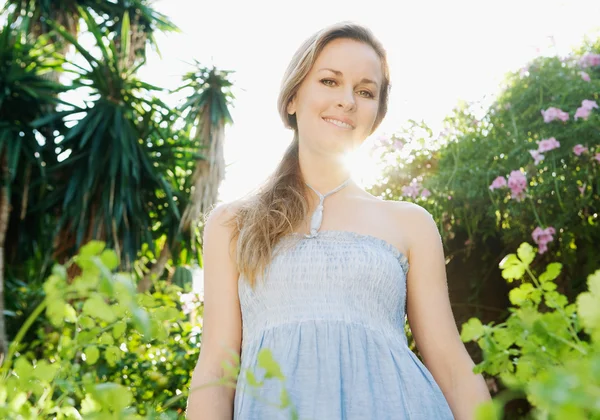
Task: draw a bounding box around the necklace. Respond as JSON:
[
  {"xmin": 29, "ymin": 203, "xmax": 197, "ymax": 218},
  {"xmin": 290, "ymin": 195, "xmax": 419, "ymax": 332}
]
[{"xmin": 304, "ymin": 177, "xmax": 352, "ymax": 238}]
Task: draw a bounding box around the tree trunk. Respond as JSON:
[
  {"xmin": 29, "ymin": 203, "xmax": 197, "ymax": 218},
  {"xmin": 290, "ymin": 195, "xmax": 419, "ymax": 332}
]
[
  {"xmin": 179, "ymin": 113, "xmax": 226, "ymax": 239},
  {"xmin": 0, "ymin": 166, "xmax": 11, "ymax": 356}
]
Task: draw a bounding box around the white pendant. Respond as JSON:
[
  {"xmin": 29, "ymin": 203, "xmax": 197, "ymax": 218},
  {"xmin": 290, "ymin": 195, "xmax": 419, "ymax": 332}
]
[
  {"xmin": 304, "ymin": 178, "xmax": 351, "ymax": 238},
  {"xmin": 309, "ymin": 204, "xmax": 324, "ymax": 236}
]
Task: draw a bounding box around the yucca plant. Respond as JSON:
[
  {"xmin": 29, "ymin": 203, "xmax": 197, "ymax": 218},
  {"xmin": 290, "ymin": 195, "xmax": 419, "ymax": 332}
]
[
  {"xmin": 88, "ymin": 0, "xmax": 179, "ymax": 67},
  {"xmin": 177, "ymin": 63, "xmax": 234, "ymax": 238},
  {"xmin": 45, "ymin": 8, "xmax": 197, "ymax": 271},
  {"xmin": 0, "ymin": 21, "xmax": 71, "ymax": 354},
  {"xmin": 135, "ymin": 64, "xmax": 235, "ymax": 292}
]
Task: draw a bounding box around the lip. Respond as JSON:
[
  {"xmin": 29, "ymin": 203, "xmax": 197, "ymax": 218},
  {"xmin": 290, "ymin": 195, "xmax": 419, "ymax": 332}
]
[{"xmin": 322, "ymin": 116, "xmax": 355, "ymax": 130}]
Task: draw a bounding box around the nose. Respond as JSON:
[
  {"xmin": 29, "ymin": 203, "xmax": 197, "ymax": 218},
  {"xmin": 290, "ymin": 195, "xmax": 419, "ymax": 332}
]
[{"xmin": 337, "ymin": 88, "xmax": 356, "ymax": 112}]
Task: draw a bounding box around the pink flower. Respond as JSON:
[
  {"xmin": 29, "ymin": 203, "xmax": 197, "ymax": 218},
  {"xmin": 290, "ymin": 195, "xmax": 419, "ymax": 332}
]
[
  {"xmin": 595, "ymin": 153, "xmax": 600, "ymax": 163},
  {"xmin": 529, "ymin": 149, "xmax": 545, "ymax": 165},
  {"xmin": 375, "ymin": 134, "xmax": 389, "ymax": 144},
  {"xmin": 507, "ymin": 170, "xmax": 527, "ymax": 201},
  {"xmin": 581, "ymin": 99, "xmax": 598, "ymax": 110},
  {"xmin": 401, "ymin": 179, "xmax": 421, "ymax": 199},
  {"xmin": 401, "ymin": 185, "xmax": 419, "ymax": 199},
  {"xmin": 580, "ymin": 53, "xmax": 600, "ymax": 68},
  {"xmin": 393, "ymin": 139, "xmax": 405, "ymax": 150},
  {"xmin": 420, "ymin": 189, "xmax": 431, "ymax": 198},
  {"xmin": 532, "ymin": 226, "xmax": 556, "ymax": 255},
  {"xmin": 575, "ymin": 106, "xmax": 591, "ymax": 121},
  {"xmin": 578, "ymin": 183, "xmax": 586, "ymax": 196},
  {"xmin": 573, "ymin": 144, "xmax": 589, "ymax": 156},
  {"xmin": 541, "ymin": 107, "xmax": 569, "ymax": 123},
  {"xmin": 489, "ymin": 176, "xmax": 507, "ymax": 191},
  {"xmin": 580, "ymin": 71, "xmax": 591, "ymax": 82},
  {"xmin": 536, "ymin": 137, "xmax": 560, "ymax": 152}
]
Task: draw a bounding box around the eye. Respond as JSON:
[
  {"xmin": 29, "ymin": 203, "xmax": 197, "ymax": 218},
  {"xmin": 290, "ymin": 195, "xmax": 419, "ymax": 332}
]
[
  {"xmin": 320, "ymin": 78, "xmax": 337, "ymax": 87},
  {"xmin": 358, "ymin": 90, "xmax": 375, "ymax": 99}
]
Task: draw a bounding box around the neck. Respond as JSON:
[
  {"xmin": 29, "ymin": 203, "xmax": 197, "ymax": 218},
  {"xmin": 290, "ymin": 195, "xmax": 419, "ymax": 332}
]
[{"xmin": 298, "ymin": 145, "xmax": 354, "ymax": 195}]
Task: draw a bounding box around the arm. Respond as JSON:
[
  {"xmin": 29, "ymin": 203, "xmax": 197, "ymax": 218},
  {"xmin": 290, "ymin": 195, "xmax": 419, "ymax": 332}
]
[
  {"xmin": 403, "ymin": 204, "xmax": 491, "ymax": 420},
  {"xmin": 186, "ymin": 203, "xmax": 242, "ymax": 420}
]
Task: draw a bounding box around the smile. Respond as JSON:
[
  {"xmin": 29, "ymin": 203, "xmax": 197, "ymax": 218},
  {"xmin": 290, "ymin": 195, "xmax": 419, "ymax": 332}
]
[{"xmin": 323, "ymin": 117, "xmax": 354, "ymax": 130}]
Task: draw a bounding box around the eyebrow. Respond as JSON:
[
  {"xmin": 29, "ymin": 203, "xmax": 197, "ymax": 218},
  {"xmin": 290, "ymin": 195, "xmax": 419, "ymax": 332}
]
[{"xmin": 317, "ymin": 68, "xmax": 379, "ymax": 88}]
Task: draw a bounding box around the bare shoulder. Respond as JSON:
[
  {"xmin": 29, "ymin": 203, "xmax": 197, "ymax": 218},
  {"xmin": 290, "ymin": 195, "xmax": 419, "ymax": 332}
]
[
  {"xmin": 204, "ymin": 200, "xmax": 243, "ymax": 226},
  {"xmin": 379, "ymin": 200, "xmax": 440, "ymax": 257},
  {"xmin": 203, "ymin": 200, "xmax": 244, "ymax": 260}
]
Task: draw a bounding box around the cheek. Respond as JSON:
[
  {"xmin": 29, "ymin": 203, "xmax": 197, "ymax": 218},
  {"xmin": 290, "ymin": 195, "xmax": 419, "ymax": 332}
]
[{"xmin": 361, "ymin": 103, "xmax": 380, "ymax": 129}]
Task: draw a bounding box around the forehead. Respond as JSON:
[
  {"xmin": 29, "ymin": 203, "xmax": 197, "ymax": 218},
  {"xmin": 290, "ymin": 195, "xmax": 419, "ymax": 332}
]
[{"xmin": 312, "ymin": 38, "xmax": 383, "ymax": 81}]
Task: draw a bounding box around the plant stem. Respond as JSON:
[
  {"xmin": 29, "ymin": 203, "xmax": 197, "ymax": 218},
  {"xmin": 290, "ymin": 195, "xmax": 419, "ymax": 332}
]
[
  {"xmin": 1, "ymin": 298, "xmax": 48, "ymax": 377},
  {"xmin": 528, "ymin": 196, "xmax": 544, "ymax": 227},
  {"xmin": 552, "ymin": 156, "xmax": 564, "ymax": 209}
]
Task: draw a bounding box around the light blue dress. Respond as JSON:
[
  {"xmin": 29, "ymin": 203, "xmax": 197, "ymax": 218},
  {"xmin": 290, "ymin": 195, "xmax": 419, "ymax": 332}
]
[{"xmin": 234, "ymin": 230, "xmax": 454, "ymax": 419}]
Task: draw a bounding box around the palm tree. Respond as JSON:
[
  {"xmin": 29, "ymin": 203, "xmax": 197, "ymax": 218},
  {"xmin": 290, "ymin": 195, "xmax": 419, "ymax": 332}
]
[
  {"xmin": 136, "ymin": 65, "xmax": 235, "ymax": 292},
  {"xmin": 47, "ymin": 9, "xmax": 195, "ymax": 270},
  {"xmin": 178, "ymin": 64, "xmax": 234, "ymax": 239},
  {"xmin": 87, "ymin": 0, "xmax": 179, "ymax": 68}
]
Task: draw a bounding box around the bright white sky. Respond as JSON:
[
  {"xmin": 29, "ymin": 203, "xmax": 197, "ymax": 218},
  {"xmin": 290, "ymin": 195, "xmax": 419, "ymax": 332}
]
[{"xmin": 51, "ymin": 0, "xmax": 600, "ymax": 204}]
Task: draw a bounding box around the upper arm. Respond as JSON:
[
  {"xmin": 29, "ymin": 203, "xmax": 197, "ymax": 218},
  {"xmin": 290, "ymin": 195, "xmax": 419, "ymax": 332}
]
[
  {"xmin": 403, "ymin": 205, "xmax": 470, "ymax": 383},
  {"xmin": 194, "ymin": 202, "xmax": 242, "ymax": 377}
]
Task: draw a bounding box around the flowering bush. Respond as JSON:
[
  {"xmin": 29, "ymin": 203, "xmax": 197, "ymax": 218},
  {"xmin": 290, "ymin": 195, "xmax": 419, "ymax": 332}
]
[{"xmin": 369, "ymin": 39, "xmax": 600, "ymax": 418}]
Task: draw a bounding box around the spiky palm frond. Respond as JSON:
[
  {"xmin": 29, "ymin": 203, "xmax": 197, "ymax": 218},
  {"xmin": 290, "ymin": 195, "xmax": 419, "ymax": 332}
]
[{"xmin": 46, "ymin": 8, "xmax": 196, "ymax": 268}]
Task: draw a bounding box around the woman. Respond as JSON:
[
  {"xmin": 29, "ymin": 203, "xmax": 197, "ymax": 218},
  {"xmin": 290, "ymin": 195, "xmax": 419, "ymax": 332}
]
[{"xmin": 187, "ymin": 21, "xmax": 491, "ymax": 419}]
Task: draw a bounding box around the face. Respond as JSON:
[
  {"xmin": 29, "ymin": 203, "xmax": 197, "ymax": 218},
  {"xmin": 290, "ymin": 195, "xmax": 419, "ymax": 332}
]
[{"xmin": 287, "ymin": 38, "xmax": 383, "ymax": 155}]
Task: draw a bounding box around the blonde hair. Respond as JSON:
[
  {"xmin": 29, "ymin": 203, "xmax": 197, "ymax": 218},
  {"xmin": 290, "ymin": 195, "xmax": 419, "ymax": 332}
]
[{"xmin": 225, "ymin": 21, "xmax": 391, "ymax": 287}]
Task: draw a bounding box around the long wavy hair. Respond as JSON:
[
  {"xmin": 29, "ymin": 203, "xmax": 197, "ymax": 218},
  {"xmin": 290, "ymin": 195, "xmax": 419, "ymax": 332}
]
[{"xmin": 223, "ymin": 22, "xmax": 391, "ymax": 287}]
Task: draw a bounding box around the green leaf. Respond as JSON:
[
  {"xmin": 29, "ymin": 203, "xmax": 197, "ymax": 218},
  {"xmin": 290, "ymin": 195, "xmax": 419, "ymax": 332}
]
[
  {"xmin": 79, "ymin": 241, "xmax": 106, "ymax": 258},
  {"xmin": 72, "ymin": 271, "xmax": 99, "ymax": 294},
  {"xmin": 80, "ymin": 394, "xmax": 101, "ymax": 414},
  {"xmin": 539, "ymin": 263, "xmax": 562, "ymax": 283},
  {"xmin": 91, "ymin": 383, "xmax": 132, "ymax": 413},
  {"xmin": 113, "ymin": 321, "xmax": 127, "ymax": 339},
  {"xmin": 47, "ymin": 299, "xmax": 68, "ymax": 327},
  {"xmin": 98, "ymin": 333, "xmax": 115, "ymax": 346},
  {"xmin": 474, "ymin": 399, "xmax": 503, "ymax": 420},
  {"xmin": 80, "ymin": 316, "xmax": 96, "ymax": 330},
  {"xmin": 14, "ymin": 358, "xmax": 33, "ymax": 383},
  {"xmin": 245, "ymin": 370, "xmax": 261, "ymax": 387},
  {"xmin": 84, "ymin": 346, "xmax": 100, "ymax": 365},
  {"xmin": 461, "ymin": 318, "xmax": 485, "ymax": 342},
  {"xmin": 104, "ymin": 346, "xmax": 122, "ymax": 366},
  {"xmin": 544, "ymin": 291, "xmax": 568, "ymax": 309},
  {"xmin": 257, "ymin": 349, "xmax": 284, "ymax": 380},
  {"xmin": 577, "ymin": 293, "xmax": 600, "ymax": 334},
  {"xmin": 516, "ymin": 242, "xmax": 535, "ymax": 267},
  {"xmin": 280, "ymin": 388, "xmax": 292, "ymax": 409},
  {"xmin": 509, "ymin": 287, "xmax": 528, "ymax": 306},
  {"xmin": 64, "ymin": 304, "xmax": 77, "ymax": 323},
  {"xmin": 499, "ymin": 254, "xmax": 525, "ymax": 282},
  {"xmin": 51, "ymin": 264, "xmax": 67, "ymax": 281},
  {"xmin": 99, "ymin": 249, "xmax": 119, "ymax": 271},
  {"xmin": 82, "ymin": 294, "xmax": 117, "ymax": 323},
  {"xmin": 588, "ymin": 269, "xmax": 600, "ymax": 295},
  {"xmin": 132, "ymin": 307, "xmax": 152, "ymax": 339},
  {"xmin": 33, "ymin": 360, "xmax": 60, "ymax": 382}
]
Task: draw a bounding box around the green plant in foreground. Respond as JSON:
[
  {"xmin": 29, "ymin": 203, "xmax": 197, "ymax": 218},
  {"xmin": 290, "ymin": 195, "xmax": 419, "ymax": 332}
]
[
  {"xmin": 0, "ymin": 241, "xmax": 294, "ymax": 419},
  {"xmin": 461, "ymin": 242, "xmax": 600, "ymax": 420}
]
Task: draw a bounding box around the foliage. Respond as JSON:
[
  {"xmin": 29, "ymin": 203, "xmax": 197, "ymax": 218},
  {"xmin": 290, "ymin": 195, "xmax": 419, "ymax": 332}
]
[
  {"xmin": 461, "ymin": 242, "xmax": 600, "ymax": 419},
  {"xmin": 38, "ymin": 8, "xmax": 198, "ymax": 267},
  {"xmin": 0, "ymin": 241, "xmax": 296, "ymax": 419},
  {"xmin": 370, "ymin": 47, "xmax": 600, "ymax": 300}
]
